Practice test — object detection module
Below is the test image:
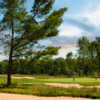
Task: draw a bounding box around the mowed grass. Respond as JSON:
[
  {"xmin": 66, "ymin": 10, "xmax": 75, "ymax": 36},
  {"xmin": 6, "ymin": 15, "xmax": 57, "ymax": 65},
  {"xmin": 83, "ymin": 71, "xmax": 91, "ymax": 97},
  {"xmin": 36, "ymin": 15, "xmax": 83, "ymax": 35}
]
[
  {"xmin": 0, "ymin": 83, "xmax": 100, "ymax": 99},
  {"xmin": 0, "ymin": 75, "xmax": 100, "ymax": 86},
  {"xmin": 1, "ymin": 75, "xmax": 100, "ymax": 99}
]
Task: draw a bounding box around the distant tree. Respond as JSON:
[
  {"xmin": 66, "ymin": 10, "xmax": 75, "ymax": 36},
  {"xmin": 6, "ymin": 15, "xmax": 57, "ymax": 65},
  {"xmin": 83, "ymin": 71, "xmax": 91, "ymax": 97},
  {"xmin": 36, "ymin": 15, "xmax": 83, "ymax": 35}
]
[
  {"xmin": 77, "ymin": 36, "xmax": 100, "ymax": 76},
  {"xmin": 78, "ymin": 37, "xmax": 90, "ymax": 58},
  {"xmin": 0, "ymin": 0, "xmax": 67, "ymax": 86},
  {"xmin": 66, "ymin": 52, "xmax": 73, "ymax": 59},
  {"xmin": 95, "ymin": 37, "xmax": 100, "ymax": 72}
]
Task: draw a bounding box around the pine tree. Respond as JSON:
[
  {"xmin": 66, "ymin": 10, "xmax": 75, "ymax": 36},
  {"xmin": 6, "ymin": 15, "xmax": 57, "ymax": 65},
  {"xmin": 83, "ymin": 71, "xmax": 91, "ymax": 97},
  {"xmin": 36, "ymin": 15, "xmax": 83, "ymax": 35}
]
[{"xmin": 0, "ymin": 0, "xmax": 67, "ymax": 86}]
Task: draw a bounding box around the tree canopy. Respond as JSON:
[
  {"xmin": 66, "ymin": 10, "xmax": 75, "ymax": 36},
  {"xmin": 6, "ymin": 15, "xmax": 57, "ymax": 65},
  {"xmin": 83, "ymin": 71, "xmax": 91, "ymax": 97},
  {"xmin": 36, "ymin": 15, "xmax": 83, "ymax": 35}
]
[{"xmin": 0, "ymin": 0, "xmax": 67, "ymax": 86}]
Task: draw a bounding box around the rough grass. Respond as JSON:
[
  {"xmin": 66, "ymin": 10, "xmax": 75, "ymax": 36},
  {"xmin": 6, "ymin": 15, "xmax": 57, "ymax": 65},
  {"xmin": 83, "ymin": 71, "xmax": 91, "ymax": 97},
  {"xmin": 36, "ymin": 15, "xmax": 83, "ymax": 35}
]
[
  {"xmin": 1, "ymin": 75, "xmax": 100, "ymax": 99},
  {"xmin": 0, "ymin": 83, "xmax": 100, "ymax": 99}
]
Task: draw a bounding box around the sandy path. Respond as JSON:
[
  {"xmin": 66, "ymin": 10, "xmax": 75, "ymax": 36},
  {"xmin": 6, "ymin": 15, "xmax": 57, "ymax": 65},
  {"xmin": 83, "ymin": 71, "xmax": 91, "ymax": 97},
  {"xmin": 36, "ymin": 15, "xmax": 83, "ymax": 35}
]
[
  {"xmin": 44, "ymin": 83, "xmax": 82, "ymax": 88},
  {"xmin": 0, "ymin": 93, "xmax": 97, "ymax": 100},
  {"xmin": 0, "ymin": 75, "xmax": 35, "ymax": 79},
  {"xmin": 44, "ymin": 83, "xmax": 100, "ymax": 88},
  {"xmin": 12, "ymin": 76, "xmax": 35, "ymax": 79}
]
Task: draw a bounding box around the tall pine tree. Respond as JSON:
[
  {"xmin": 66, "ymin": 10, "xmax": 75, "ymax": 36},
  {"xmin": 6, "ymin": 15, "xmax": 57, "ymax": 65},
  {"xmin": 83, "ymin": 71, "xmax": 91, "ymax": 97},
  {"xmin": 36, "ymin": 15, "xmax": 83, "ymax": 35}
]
[{"xmin": 0, "ymin": 0, "xmax": 67, "ymax": 86}]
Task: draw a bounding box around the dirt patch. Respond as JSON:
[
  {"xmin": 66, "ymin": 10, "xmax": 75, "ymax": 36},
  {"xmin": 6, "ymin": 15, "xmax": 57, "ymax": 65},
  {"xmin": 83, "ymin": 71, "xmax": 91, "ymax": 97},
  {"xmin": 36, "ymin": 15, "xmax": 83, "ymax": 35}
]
[
  {"xmin": 44, "ymin": 83, "xmax": 100, "ymax": 89},
  {"xmin": 12, "ymin": 76, "xmax": 35, "ymax": 79},
  {"xmin": 0, "ymin": 93, "xmax": 97, "ymax": 100}
]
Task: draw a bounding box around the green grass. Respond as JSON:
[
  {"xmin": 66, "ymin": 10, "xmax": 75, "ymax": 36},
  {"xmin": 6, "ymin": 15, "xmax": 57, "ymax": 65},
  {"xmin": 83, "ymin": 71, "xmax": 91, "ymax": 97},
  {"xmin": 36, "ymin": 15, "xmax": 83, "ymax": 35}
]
[
  {"xmin": 1, "ymin": 75, "xmax": 100, "ymax": 99},
  {"xmin": 0, "ymin": 83, "xmax": 100, "ymax": 99},
  {"xmin": 1, "ymin": 75, "xmax": 100, "ymax": 86},
  {"xmin": 12, "ymin": 77, "xmax": 100, "ymax": 86},
  {"xmin": 0, "ymin": 84, "xmax": 70, "ymax": 96}
]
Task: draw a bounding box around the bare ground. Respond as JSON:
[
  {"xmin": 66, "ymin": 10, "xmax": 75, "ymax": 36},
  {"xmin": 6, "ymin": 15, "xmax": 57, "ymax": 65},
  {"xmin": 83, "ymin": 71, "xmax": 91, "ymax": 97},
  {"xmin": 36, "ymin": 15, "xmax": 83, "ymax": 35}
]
[
  {"xmin": 44, "ymin": 83, "xmax": 100, "ymax": 88},
  {"xmin": 0, "ymin": 93, "xmax": 98, "ymax": 100},
  {"xmin": 0, "ymin": 75, "xmax": 35, "ymax": 79},
  {"xmin": 12, "ymin": 76, "xmax": 35, "ymax": 79}
]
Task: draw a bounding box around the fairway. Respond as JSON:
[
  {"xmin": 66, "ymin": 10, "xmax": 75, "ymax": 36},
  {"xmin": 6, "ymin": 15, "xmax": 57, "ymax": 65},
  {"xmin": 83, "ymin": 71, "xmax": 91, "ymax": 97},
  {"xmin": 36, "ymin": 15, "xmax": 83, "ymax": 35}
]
[
  {"xmin": 0, "ymin": 75, "xmax": 100, "ymax": 99},
  {"xmin": 0, "ymin": 75, "xmax": 100, "ymax": 86},
  {"xmin": 0, "ymin": 0, "xmax": 100, "ymax": 99}
]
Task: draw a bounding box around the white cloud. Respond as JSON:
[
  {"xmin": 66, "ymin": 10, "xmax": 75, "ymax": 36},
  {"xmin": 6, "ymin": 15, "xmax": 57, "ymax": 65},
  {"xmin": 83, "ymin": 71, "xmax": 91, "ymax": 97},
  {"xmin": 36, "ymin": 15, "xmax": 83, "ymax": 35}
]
[
  {"xmin": 82, "ymin": 7, "xmax": 100, "ymax": 27},
  {"xmin": 55, "ymin": 47, "xmax": 78, "ymax": 58},
  {"xmin": 76, "ymin": 6, "xmax": 100, "ymax": 37},
  {"xmin": 61, "ymin": 2, "xmax": 100, "ymax": 37},
  {"xmin": 59, "ymin": 24, "xmax": 83, "ymax": 37},
  {"xmin": 71, "ymin": 3, "xmax": 100, "ymax": 28},
  {"xmin": 0, "ymin": 54, "xmax": 8, "ymax": 61}
]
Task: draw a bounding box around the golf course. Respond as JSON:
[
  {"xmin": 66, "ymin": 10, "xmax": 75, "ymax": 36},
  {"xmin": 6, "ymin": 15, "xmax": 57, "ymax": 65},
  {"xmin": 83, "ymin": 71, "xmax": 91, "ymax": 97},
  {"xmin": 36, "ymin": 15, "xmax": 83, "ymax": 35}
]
[
  {"xmin": 0, "ymin": 75, "xmax": 100, "ymax": 99},
  {"xmin": 0, "ymin": 0, "xmax": 100, "ymax": 100}
]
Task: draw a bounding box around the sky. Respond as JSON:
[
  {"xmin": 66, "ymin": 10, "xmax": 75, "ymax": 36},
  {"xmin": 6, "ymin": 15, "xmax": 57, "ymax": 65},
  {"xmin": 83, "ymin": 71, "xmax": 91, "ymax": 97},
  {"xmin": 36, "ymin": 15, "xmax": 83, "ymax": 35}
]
[
  {"xmin": 54, "ymin": 0, "xmax": 100, "ymax": 57},
  {"xmin": 0, "ymin": 0, "xmax": 100, "ymax": 60},
  {"xmin": 40, "ymin": 0, "xmax": 100, "ymax": 58},
  {"xmin": 55, "ymin": 0, "xmax": 100, "ymax": 38},
  {"xmin": 26, "ymin": 0, "xmax": 100, "ymax": 38}
]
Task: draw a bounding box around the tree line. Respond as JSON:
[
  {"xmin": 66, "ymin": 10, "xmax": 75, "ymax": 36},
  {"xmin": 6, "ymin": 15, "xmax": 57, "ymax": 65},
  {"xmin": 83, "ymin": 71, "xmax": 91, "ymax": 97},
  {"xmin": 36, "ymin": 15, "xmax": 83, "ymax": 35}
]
[{"xmin": 0, "ymin": 36, "xmax": 100, "ymax": 77}]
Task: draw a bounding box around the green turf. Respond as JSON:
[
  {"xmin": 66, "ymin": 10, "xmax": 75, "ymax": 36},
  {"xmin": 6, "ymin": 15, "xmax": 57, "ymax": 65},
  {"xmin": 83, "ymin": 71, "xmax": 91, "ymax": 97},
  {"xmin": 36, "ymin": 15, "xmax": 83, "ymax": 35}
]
[
  {"xmin": 13, "ymin": 77, "xmax": 100, "ymax": 86},
  {"xmin": 0, "ymin": 83, "xmax": 100, "ymax": 99},
  {"xmin": 0, "ymin": 75, "xmax": 100, "ymax": 98},
  {"xmin": 0, "ymin": 75, "xmax": 100, "ymax": 86}
]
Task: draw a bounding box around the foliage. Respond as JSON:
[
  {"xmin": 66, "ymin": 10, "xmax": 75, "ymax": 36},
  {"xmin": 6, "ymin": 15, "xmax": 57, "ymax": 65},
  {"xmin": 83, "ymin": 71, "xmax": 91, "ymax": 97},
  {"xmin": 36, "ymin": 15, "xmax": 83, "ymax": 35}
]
[{"xmin": 0, "ymin": 0, "xmax": 67, "ymax": 85}]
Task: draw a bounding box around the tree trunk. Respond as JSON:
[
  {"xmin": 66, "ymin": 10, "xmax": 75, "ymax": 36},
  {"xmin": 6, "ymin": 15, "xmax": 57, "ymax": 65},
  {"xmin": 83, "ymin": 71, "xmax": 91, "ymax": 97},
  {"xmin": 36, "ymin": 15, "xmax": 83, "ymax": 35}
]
[
  {"xmin": 7, "ymin": 21, "xmax": 14, "ymax": 86},
  {"xmin": 7, "ymin": 50, "xmax": 13, "ymax": 86},
  {"xmin": 98, "ymin": 52, "xmax": 100, "ymax": 72}
]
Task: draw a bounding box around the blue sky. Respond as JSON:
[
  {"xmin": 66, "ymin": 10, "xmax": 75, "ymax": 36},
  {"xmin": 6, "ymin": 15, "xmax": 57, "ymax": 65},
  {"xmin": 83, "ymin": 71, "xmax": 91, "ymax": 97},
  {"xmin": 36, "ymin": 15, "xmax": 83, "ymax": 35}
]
[
  {"xmin": 55, "ymin": 0, "xmax": 100, "ymax": 37},
  {"xmin": 38, "ymin": 0, "xmax": 100, "ymax": 57},
  {"xmin": 0, "ymin": 0, "xmax": 100, "ymax": 60},
  {"xmin": 27, "ymin": 0, "xmax": 98, "ymax": 58},
  {"xmin": 48, "ymin": 0, "xmax": 100, "ymax": 57},
  {"xmin": 25, "ymin": 0, "xmax": 100, "ymax": 38}
]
